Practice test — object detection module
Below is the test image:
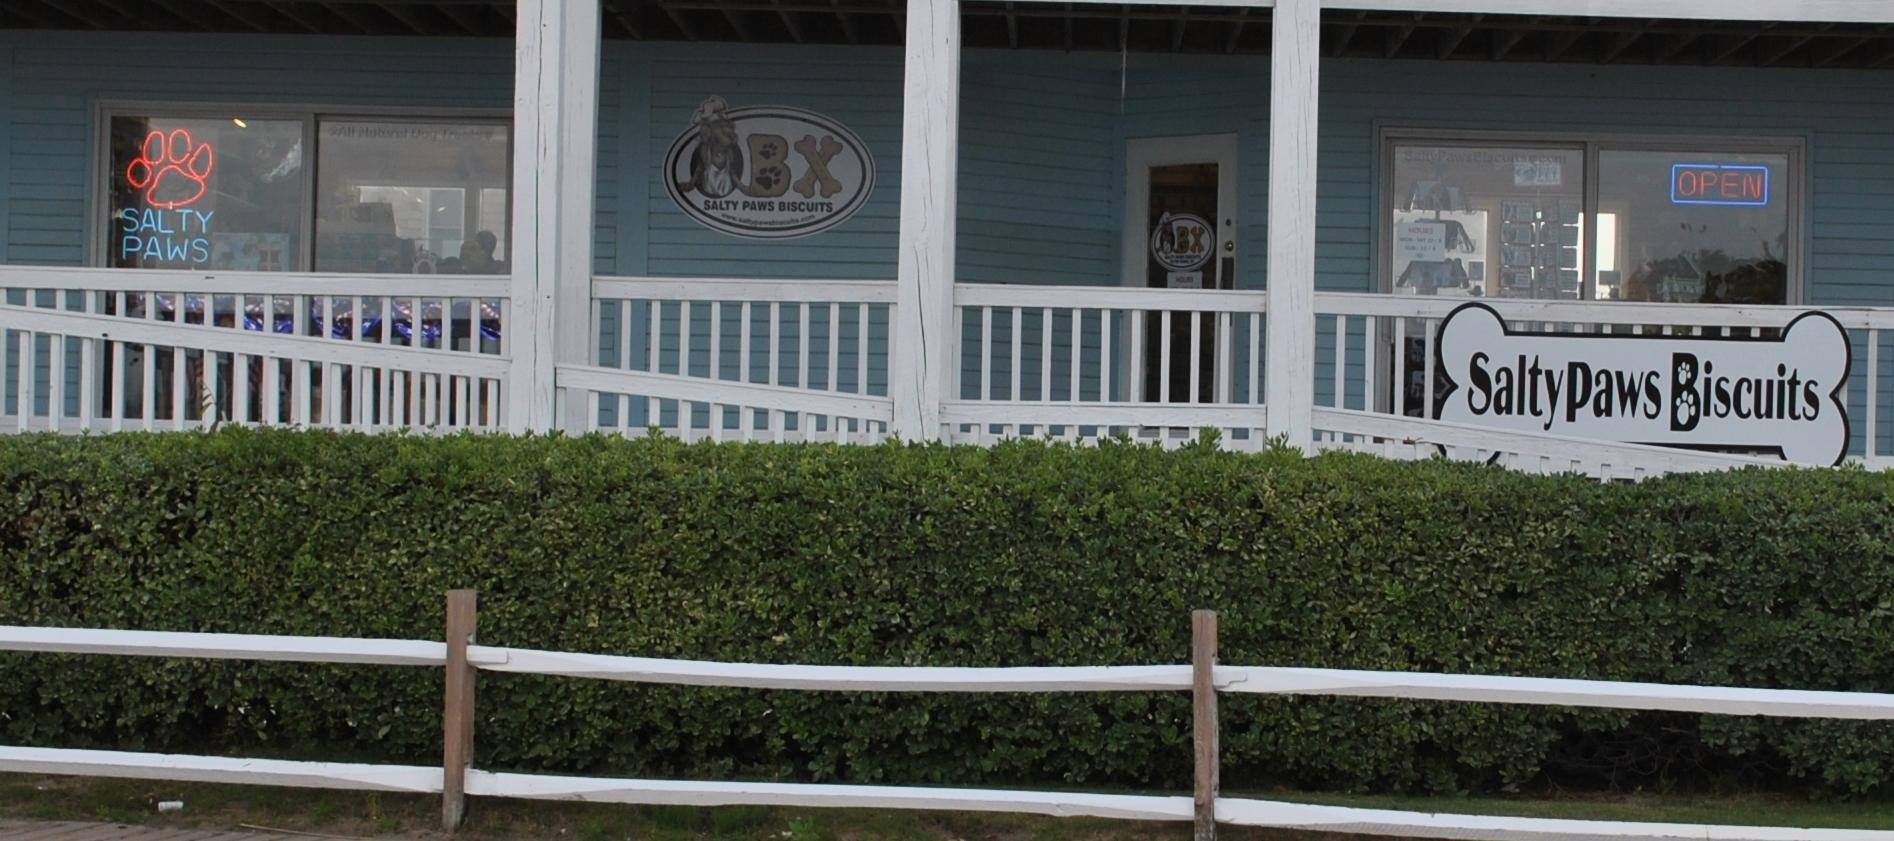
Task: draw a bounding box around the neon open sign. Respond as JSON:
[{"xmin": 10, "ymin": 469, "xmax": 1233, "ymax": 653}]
[{"xmin": 1671, "ymin": 163, "xmax": 1770, "ymax": 208}]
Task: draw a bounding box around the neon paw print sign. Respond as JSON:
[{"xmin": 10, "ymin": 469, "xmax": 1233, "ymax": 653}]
[
  {"xmin": 115, "ymin": 128, "xmax": 218, "ymax": 267},
  {"xmin": 126, "ymin": 129, "xmax": 214, "ymax": 210}
]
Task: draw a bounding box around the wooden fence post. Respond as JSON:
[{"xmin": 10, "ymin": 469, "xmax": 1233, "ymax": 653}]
[
  {"xmin": 1192, "ymin": 609, "xmax": 1219, "ymax": 841},
  {"xmin": 442, "ymin": 589, "xmax": 477, "ymax": 831}
]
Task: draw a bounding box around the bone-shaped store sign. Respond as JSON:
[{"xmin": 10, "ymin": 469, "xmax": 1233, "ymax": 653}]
[{"xmin": 1434, "ymin": 303, "xmax": 1852, "ymax": 466}]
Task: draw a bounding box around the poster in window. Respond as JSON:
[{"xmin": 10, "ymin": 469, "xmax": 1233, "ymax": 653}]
[{"xmin": 1391, "ymin": 210, "xmax": 1487, "ymax": 297}]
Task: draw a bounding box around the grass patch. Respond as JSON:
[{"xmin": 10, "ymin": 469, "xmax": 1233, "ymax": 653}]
[{"xmin": 9, "ymin": 774, "xmax": 1894, "ymax": 840}]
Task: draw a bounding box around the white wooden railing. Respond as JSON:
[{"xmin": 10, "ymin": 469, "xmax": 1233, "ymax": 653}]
[
  {"xmin": 6, "ymin": 599, "xmax": 1894, "ymax": 840},
  {"xmin": 946, "ymin": 284, "xmax": 1270, "ymax": 448},
  {"xmin": 0, "ymin": 267, "xmax": 509, "ymax": 432},
  {"xmin": 566, "ymin": 276, "xmax": 895, "ymax": 443},
  {"xmin": 7, "ymin": 265, "xmax": 1894, "ymax": 477}
]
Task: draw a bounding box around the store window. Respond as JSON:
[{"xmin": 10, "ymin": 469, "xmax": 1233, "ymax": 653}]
[
  {"xmin": 315, "ymin": 120, "xmax": 511, "ymax": 274},
  {"xmin": 106, "ymin": 114, "xmax": 305, "ymax": 271},
  {"xmin": 1595, "ymin": 150, "xmax": 1791, "ymax": 305},
  {"xmin": 1389, "ymin": 144, "xmax": 1585, "ymax": 300},
  {"xmin": 99, "ymin": 108, "xmax": 509, "ymax": 275},
  {"xmin": 1383, "ymin": 135, "xmax": 1800, "ymax": 305}
]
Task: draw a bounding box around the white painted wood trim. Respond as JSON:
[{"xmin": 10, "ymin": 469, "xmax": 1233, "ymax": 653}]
[
  {"xmin": 1315, "ymin": 292, "xmax": 1894, "ymax": 330},
  {"xmin": 511, "ymin": 0, "xmax": 602, "ymax": 433},
  {"xmin": 0, "ymin": 305, "xmax": 510, "ymax": 378},
  {"xmin": 556, "ymin": 365, "xmax": 896, "ymax": 421},
  {"xmin": 471, "ymin": 645, "xmax": 1189, "ymax": 691},
  {"xmin": 594, "ymin": 277, "xmax": 898, "ymax": 305},
  {"xmin": 1321, "ymin": 0, "xmax": 1894, "ymax": 24},
  {"xmin": 1216, "ymin": 666, "xmax": 1894, "ymax": 719},
  {"xmin": 1000, "ymin": 0, "xmax": 1894, "ymax": 23},
  {"xmin": 468, "ymin": 770, "xmax": 1193, "ymax": 819},
  {"xmin": 957, "ymin": 284, "xmax": 1267, "ymax": 312},
  {"xmin": 1120, "ymin": 134, "xmax": 1240, "ymax": 291},
  {"xmin": 0, "ymin": 266, "xmax": 509, "ymax": 298},
  {"xmin": 1265, "ymin": 0, "xmax": 1320, "ymax": 450},
  {"xmin": 0, "ymin": 625, "xmax": 463, "ymax": 666},
  {"xmin": 1217, "ymin": 797, "xmax": 1894, "ymax": 840},
  {"xmin": 944, "ymin": 401, "xmax": 1268, "ymax": 427},
  {"xmin": 891, "ymin": 0, "xmax": 960, "ymax": 442}
]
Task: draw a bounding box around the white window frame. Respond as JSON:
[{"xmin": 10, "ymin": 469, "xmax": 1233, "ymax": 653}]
[
  {"xmin": 88, "ymin": 100, "xmax": 512, "ymax": 272},
  {"xmin": 1376, "ymin": 127, "xmax": 1809, "ymax": 305}
]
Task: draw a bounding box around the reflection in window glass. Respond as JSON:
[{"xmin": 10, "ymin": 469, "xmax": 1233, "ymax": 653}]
[
  {"xmin": 1389, "ymin": 144, "xmax": 1586, "ymax": 301},
  {"xmin": 314, "ymin": 120, "xmax": 509, "ymax": 274},
  {"xmin": 1595, "ymin": 150, "xmax": 1789, "ymax": 305},
  {"xmin": 106, "ymin": 115, "xmax": 304, "ymax": 271}
]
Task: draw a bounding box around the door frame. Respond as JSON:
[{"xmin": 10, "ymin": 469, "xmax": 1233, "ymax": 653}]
[
  {"xmin": 1120, "ymin": 133, "xmax": 1239, "ymax": 289},
  {"xmin": 1118, "ymin": 134, "xmax": 1239, "ymax": 404}
]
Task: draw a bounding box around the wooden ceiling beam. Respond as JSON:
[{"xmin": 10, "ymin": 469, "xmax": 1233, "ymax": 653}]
[
  {"xmin": 380, "ymin": 4, "xmax": 440, "ymax": 34},
  {"xmin": 1431, "ymin": 14, "xmax": 1477, "ymax": 59},
  {"xmin": 1382, "ymin": 11, "xmax": 1422, "ymax": 58},
  {"xmin": 1331, "ymin": 9, "xmax": 1364, "ymax": 57},
  {"xmin": 771, "ymin": 0, "xmax": 805, "ymax": 41},
  {"xmin": 30, "ymin": 0, "xmax": 110, "ymax": 28},
  {"xmin": 1543, "ymin": 27, "xmax": 1583, "ymax": 61},
  {"xmin": 1812, "ymin": 32, "xmax": 1877, "ymax": 67},
  {"xmin": 319, "ymin": 1, "xmax": 383, "ymax": 33},
  {"xmin": 826, "ymin": 0, "xmax": 856, "ymax": 44},
  {"xmin": 1597, "ymin": 28, "xmax": 1640, "ymax": 63},
  {"xmin": 1488, "ymin": 23, "xmax": 1527, "ymax": 60},
  {"xmin": 1222, "ymin": 4, "xmax": 1248, "ymax": 53}
]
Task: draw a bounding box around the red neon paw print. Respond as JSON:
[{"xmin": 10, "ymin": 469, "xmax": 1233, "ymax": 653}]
[{"xmin": 126, "ymin": 129, "xmax": 214, "ymax": 210}]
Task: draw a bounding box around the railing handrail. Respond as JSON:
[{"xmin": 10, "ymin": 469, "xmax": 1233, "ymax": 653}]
[
  {"xmin": 0, "ymin": 305, "xmax": 510, "ymax": 377},
  {"xmin": 0, "ymin": 265, "xmax": 510, "ymax": 298},
  {"xmin": 592, "ymin": 275, "xmax": 898, "ymax": 304},
  {"xmin": 956, "ymin": 283, "xmax": 1269, "ymax": 312},
  {"xmin": 1314, "ymin": 290, "xmax": 1894, "ymax": 330}
]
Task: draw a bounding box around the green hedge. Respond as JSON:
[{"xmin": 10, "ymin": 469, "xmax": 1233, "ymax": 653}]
[{"xmin": 4, "ymin": 430, "xmax": 1894, "ymax": 796}]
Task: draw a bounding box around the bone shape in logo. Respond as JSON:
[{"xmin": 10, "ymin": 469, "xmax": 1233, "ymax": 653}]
[{"xmin": 793, "ymin": 135, "xmax": 844, "ymax": 199}]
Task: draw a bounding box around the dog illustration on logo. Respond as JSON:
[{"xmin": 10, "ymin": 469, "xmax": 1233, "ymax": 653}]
[{"xmin": 676, "ymin": 96, "xmax": 744, "ymax": 199}]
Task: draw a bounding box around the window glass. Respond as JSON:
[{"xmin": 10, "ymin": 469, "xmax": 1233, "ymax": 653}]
[
  {"xmin": 106, "ymin": 115, "xmax": 304, "ymax": 270},
  {"xmin": 314, "ymin": 120, "xmax": 510, "ymax": 274},
  {"xmin": 1594, "ymin": 150, "xmax": 1790, "ymax": 305},
  {"xmin": 1389, "ymin": 144, "xmax": 1586, "ymax": 301}
]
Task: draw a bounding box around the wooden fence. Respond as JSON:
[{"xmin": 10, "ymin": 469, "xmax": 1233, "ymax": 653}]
[{"xmin": 5, "ymin": 593, "xmax": 1894, "ymax": 840}]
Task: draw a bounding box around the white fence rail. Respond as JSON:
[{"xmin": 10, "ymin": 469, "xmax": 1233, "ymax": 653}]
[
  {"xmin": 579, "ymin": 276, "xmax": 894, "ymax": 442},
  {"xmin": 949, "ymin": 284, "xmax": 1269, "ymax": 446},
  {"xmin": 6, "ymin": 599, "xmax": 1894, "ymax": 840},
  {"xmin": 0, "ymin": 266, "xmax": 509, "ymax": 433}
]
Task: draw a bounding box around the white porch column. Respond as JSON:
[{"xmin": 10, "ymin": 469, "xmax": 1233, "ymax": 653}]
[
  {"xmin": 891, "ymin": 0, "xmax": 960, "ymax": 442},
  {"xmin": 510, "ymin": 0, "xmax": 602, "ymax": 433},
  {"xmin": 1265, "ymin": 0, "xmax": 1320, "ymax": 451}
]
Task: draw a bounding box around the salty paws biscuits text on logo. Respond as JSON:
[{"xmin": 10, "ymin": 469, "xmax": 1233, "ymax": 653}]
[
  {"xmin": 664, "ymin": 97, "xmax": 874, "ymax": 240},
  {"xmin": 1436, "ymin": 303, "xmax": 1850, "ymax": 465}
]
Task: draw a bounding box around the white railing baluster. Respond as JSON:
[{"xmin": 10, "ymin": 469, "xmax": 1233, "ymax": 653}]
[
  {"xmin": 1333, "ymin": 314, "xmax": 1346, "ymax": 411},
  {"xmin": 979, "ymin": 306, "xmax": 993, "ymax": 402},
  {"xmin": 1069, "ymin": 309, "xmax": 1081, "ymax": 406},
  {"xmin": 1870, "ymin": 328, "xmax": 1881, "ymax": 461},
  {"xmin": 1159, "ymin": 311, "xmax": 1173, "ymax": 405},
  {"xmin": 1009, "ymin": 306, "xmax": 1022, "ymax": 402},
  {"xmin": 1362, "ymin": 316, "xmax": 1377, "ymax": 415}
]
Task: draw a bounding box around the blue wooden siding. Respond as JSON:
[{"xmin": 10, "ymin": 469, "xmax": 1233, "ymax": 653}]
[
  {"xmin": 2, "ymin": 29, "xmax": 1892, "ymax": 454},
  {"xmin": 1319, "ymin": 59, "xmax": 1894, "ymax": 453}
]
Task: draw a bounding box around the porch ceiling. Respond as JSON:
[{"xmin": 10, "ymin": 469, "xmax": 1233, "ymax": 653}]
[{"xmin": 2, "ymin": 0, "xmax": 1893, "ymax": 68}]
